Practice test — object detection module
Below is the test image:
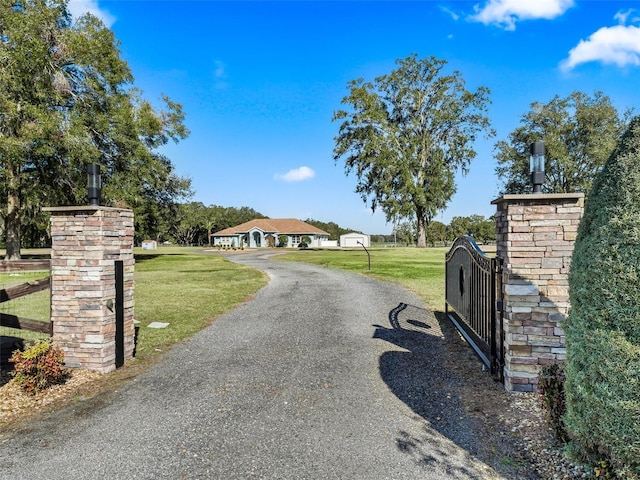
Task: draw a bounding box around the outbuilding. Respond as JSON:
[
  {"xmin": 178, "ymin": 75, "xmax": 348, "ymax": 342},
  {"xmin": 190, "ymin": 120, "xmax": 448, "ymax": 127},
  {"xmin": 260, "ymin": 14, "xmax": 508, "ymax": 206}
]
[{"xmin": 339, "ymin": 232, "xmax": 370, "ymax": 248}]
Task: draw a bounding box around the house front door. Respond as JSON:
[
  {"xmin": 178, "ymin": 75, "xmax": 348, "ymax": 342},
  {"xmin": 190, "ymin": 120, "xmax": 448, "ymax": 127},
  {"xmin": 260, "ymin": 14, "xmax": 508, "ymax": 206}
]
[{"xmin": 253, "ymin": 232, "xmax": 261, "ymax": 247}]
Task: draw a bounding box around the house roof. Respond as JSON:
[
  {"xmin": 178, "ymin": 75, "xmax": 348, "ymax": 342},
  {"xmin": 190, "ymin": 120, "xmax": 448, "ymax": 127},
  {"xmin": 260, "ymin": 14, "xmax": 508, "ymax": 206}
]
[
  {"xmin": 215, "ymin": 218, "xmax": 330, "ymax": 236},
  {"xmin": 340, "ymin": 232, "xmax": 368, "ymax": 237}
]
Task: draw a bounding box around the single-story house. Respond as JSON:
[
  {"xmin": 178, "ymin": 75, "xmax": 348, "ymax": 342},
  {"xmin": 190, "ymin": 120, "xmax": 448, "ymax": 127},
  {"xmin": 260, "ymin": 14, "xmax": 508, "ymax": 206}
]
[
  {"xmin": 340, "ymin": 232, "xmax": 370, "ymax": 248},
  {"xmin": 212, "ymin": 218, "xmax": 330, "ymax": 248}
]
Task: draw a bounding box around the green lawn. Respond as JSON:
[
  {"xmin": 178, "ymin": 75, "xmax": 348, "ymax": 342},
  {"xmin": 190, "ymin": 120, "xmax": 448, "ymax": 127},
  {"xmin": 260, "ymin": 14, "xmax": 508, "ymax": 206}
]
[{"xmin": 277, "ymin": 247, "xmax": 450, "ymax": 310}]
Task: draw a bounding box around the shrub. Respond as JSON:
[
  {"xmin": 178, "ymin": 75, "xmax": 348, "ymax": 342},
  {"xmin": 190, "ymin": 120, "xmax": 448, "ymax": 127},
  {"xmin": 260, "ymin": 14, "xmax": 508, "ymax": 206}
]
[
  {"xmin": 277, "ymin": 235, "xmax": 288, "ymax": 247},
  {"xmin": 9, "ymin": 340, "xmax": 68, "ymax": 395},
  {"xmin": 565, "ymin": 117, "xmax": 640, "ymax": 477},
  {"xmin": 538, "ymin": 363, "xmax": 568, "ymax": 442}
]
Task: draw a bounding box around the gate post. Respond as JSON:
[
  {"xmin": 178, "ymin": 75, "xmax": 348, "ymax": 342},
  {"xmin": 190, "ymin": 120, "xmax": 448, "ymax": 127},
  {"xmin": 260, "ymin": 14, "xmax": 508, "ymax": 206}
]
[
  {"xmin": 492, "ymin": 194, "xmax": 583, "ymax": 392},
  {"xmin": 43, "ymin": 206, "xmax": 135, "ymax": 373}
]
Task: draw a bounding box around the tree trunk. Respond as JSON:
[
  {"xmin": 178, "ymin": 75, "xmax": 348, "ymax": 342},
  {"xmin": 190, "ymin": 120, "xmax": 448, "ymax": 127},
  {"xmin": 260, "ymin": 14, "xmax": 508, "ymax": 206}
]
[
  {"xmin": 5, "ymin": 166, "xmax": 22, "ymax": 260},
  {"xmin": 416, "ymin": 215, "xmax": 427, "ymax": 248}
]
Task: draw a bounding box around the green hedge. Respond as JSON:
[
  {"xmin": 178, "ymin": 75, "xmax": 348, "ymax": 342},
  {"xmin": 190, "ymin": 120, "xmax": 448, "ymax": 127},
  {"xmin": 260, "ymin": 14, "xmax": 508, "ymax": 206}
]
[{"xmin": 565, "ymin": 117, "xmax": 640, "ymax": 478}]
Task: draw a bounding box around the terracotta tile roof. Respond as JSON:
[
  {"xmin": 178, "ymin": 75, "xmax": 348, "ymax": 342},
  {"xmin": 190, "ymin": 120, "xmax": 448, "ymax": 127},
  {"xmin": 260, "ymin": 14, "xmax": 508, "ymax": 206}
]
[{"xmin": 215, "ymin": 218, "xmax": 329, "ymax": 236}]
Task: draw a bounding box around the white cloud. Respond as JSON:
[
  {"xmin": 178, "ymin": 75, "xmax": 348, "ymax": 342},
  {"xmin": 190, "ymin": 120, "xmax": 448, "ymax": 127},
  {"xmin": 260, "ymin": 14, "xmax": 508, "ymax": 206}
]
[
  {"xmin": 440, "ymin": 6, "xmax": 460, "ymax": 21},
  {"xmin": 67, "ymin": 0, "xmax": 115, "ymax": 28},
  {"xmin": 470, "ymin": 0, "xmax": 574, "ymax": 31},
  {"xmin": 214, "ymin": 60, "xmax": 226, "ymax": 80},
  {"xmin": 212, "ymin": 60, "xmax": 228, "ymax": 89},
  {"xmin": 274, "ymin": 166, "xmax": 316, "ymax": 182},
  {"xmin": 561, "ymin": 12, "xmax": 640, "ymax": 71}
]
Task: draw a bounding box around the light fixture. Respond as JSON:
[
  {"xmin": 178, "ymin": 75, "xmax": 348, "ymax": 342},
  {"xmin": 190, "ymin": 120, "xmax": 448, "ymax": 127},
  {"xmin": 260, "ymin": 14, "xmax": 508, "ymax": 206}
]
[
  {"xmin": 87, "ymin": 163, "xmax": 101, "ymax": 206},
  {"xmin": 530, "ymin": 141, "xmax": 545, "ymax": 194}
]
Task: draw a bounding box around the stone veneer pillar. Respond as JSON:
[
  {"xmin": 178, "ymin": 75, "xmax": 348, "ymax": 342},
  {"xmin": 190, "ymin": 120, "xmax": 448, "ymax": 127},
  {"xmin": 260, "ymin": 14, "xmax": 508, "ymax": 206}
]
[
  {"xmin": 43, "ymin": 206, "xmax": 135, "ymax": 373},
  {"xmin": 491, "ymin": 194, "xmax": 584, "ymax": 392}
]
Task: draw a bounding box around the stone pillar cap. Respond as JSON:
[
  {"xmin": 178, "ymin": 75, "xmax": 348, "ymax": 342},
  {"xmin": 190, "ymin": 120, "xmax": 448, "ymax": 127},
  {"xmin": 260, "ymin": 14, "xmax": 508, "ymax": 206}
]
[
  {"xmin": 43, "ymin": 205, "xmax": 133, "ymax": 213},
  {"xmin": 491, "ymin": 193, "xmax": 584, "ymax": 205}
]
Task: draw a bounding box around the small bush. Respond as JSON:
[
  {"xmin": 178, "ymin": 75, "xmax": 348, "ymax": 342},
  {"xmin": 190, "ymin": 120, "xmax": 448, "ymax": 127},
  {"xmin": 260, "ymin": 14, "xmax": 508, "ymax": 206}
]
[
  {"xmin": 538, "ymin": 363, "xmax": 568, "ymax": 442},
  {"xmin": 9, "ymin": 340, "xmax": 68, "ymax": 395}
]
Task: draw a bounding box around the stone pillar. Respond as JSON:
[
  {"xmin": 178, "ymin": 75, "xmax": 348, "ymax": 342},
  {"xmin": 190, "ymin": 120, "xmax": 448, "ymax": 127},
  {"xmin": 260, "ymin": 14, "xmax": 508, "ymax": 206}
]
[
  {"xmin": 44, "ymin": 206, "xmax": 135, "ymax": 373},
  {"xmin": 491, "ymin": 194, "xmax": 584, "ymax": 392}
]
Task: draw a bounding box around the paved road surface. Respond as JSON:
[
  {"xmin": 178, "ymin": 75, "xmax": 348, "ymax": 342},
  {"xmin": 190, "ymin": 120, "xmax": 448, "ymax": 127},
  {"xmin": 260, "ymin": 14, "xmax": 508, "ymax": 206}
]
[{"xmin": 0, "ymin": 252, "xmax": 505, "ymax": 479}]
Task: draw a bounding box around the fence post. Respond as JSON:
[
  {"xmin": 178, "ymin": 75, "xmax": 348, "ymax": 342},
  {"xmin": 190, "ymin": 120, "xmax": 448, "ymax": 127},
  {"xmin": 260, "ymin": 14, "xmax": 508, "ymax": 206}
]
[
  {"xmin": 43, "ymin": 206, "xmax": 135, "ymax": 374},
  {"xmin": 491, "ymin": 194, "xmax": 583, "ymax": 392}
]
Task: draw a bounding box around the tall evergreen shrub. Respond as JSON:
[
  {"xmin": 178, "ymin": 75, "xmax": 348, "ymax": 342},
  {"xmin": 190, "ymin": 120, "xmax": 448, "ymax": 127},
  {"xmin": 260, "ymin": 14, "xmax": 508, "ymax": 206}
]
[{"xmin": 565, "ymin": 117, "xmax": 640, "ymax": 478}]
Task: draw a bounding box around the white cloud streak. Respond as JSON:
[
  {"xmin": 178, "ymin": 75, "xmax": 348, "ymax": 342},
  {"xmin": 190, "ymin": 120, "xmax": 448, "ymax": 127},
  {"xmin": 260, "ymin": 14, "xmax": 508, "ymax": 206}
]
[
  {"xmin": 274, "ymin": 166, "xmax": 316, "ymax": 182},
  {"xmin": 214, "ymin": 60, "xmax": 226, "ymax": 80},
  {"xmin": 212, "ymin": 60, "xmax": 229, "ymax": 89},
  {"xmin": 561, "ymin": 11, "xmax": 640, "ymax": 71},
  {"xmin": 67, "ymin": 0, "xmax": 115, "ymax": 28},
  {"xmin": 470, "ymin": 0, "xmax": 574, "ymax": 31}
]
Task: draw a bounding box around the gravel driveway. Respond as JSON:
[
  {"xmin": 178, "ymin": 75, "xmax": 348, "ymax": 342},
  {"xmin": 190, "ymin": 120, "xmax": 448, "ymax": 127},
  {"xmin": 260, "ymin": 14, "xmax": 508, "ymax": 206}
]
[{"xmin": 0, "ymin": 252, "xmax": 536, "ymax": 479}]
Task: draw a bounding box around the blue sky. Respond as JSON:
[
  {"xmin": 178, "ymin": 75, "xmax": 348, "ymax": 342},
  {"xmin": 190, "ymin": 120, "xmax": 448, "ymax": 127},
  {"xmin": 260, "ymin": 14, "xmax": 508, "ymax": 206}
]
[{"xmin": 69, "ymin": 0, "xmax": 640, "ymax": 234}]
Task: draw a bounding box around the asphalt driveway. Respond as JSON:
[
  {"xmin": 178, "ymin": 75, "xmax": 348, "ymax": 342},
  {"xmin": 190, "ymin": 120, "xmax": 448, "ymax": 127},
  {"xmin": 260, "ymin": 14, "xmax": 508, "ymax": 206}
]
[{"xmin": 0, "ymin": 252, "xmax": 524, "ymax": 479}]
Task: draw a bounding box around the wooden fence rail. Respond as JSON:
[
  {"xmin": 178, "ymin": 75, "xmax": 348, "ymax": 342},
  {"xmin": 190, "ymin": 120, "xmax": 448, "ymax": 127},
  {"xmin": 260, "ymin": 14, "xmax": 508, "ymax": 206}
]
[
  {"xmin": 0, "ymin": 259, "xmax": 50, "ymax": 272},
  {"xmin": 0, "ymin": 259, "xmax": 52, "ymax": 336}
]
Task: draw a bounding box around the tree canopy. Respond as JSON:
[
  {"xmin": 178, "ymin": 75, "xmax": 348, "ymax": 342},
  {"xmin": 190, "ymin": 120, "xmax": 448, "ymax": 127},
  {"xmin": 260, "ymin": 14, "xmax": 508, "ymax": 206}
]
[
  {"xmin": 494, "ymin": 91, "xmax": 631, "ymax": 195},
  {"xmin": 332, "ymin": 54, "xmax": 494, "ymax": 248},
  {"xmin": 0, "ymin": 0, "xmax": 190, "ymax": 258}
]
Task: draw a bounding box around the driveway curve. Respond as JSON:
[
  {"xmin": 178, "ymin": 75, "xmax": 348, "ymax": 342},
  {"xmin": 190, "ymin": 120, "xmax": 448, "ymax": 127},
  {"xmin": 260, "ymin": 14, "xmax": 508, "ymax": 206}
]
[{"xmin": 0, "ymin": 252, "xmax": 518, "ymax": 479}]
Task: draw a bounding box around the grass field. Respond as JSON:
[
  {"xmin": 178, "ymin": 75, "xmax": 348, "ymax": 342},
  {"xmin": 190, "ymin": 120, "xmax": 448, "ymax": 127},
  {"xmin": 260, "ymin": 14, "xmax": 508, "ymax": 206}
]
[{"xmin": 277, "ymin": 247, "xmax": 450, "ymax": 310}]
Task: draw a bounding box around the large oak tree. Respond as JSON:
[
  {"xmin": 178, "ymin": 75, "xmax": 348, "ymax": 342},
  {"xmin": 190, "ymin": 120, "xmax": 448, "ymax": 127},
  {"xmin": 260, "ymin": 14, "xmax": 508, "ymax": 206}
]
[
  {"xmin": 333, "ymin": 54, "xmax": 494, "ymax": 247},
  {"xmin": 0, "ymin": 0, "xmax": 190, "ymax": 259}
]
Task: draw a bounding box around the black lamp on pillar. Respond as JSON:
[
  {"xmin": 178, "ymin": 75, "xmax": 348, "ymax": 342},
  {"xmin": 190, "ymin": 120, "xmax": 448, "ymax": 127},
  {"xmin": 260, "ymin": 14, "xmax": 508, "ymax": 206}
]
[
  {"xmin": 87, "ymin": 163, "xmax": 101, "ymax": 206},
  {"xmin": 530, "ymin": 141, "xmax": 545, "ymax": 194}
]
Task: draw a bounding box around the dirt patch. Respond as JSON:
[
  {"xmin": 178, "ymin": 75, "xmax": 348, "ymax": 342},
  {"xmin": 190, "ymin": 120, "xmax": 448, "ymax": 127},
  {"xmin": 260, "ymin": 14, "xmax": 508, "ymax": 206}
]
[
  {"xmin": 0, "ymin": 368, "xmax": 102, "ymax": 425},
  {"xmin": 0, "ymin": 354, "xmax": 158, "ymax": 430}
]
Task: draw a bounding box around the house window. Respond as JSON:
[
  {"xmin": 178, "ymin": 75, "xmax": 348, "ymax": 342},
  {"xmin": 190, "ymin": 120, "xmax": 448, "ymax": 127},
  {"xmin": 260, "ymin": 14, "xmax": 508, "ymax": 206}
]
[{"xmin": 291, "ymin": 235, "xmax": 300, "ymax": 246}]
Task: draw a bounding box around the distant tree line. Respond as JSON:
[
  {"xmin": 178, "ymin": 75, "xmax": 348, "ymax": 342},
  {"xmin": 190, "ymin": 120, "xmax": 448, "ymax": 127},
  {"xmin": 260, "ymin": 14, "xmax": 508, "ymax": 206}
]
[
  {"xmin": 303, "ymin": 219, "xmax": 359, "ymax": 241},
  {"xmin": 170, "ymin": 203, "xmax": 267, "ymax": 246},
  {"xmin": 378, "ymin": 214, "xmax": 495, "ymax": 247}
]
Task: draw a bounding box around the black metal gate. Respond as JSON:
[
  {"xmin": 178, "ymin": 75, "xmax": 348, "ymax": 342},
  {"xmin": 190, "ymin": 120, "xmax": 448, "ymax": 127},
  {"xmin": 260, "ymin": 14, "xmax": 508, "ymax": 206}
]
[{"xmin": 445, "ymin": 236, "xmax": 503, "ymax": 379}]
